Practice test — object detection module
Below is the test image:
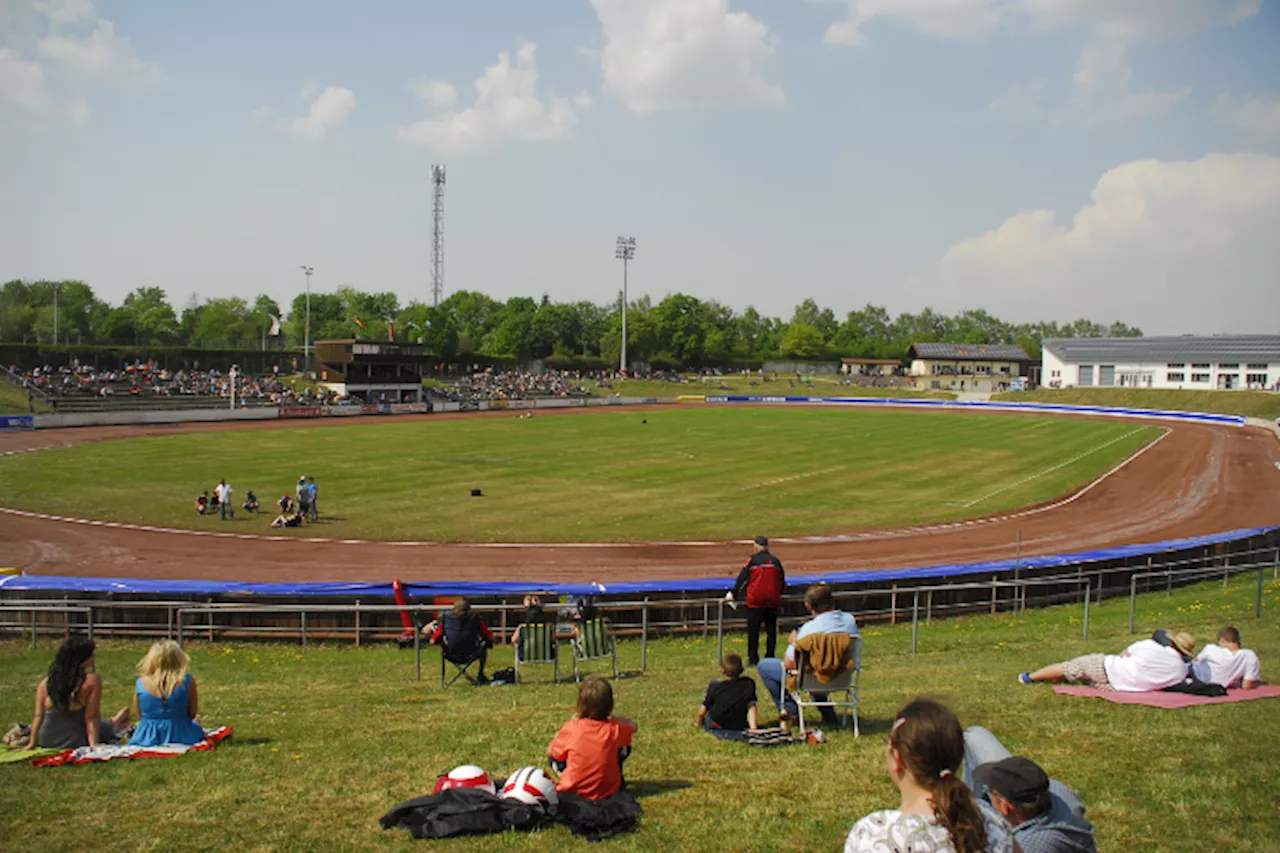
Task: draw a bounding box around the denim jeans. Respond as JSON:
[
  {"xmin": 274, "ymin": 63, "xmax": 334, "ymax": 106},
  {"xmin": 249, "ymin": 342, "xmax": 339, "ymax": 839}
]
[
  {"xmin": 756, "ymin": 658, "xmax": 832, "ymax": 719},
  {"xmin": 963, "ymin": 726, "xmax": 1086, "ymax": 818}
]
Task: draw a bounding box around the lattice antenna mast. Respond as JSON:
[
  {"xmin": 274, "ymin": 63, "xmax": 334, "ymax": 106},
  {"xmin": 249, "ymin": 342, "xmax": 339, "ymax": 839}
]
[{"xmin": 431, "ymin": 164, "xmax": 446, "ymax": 307}]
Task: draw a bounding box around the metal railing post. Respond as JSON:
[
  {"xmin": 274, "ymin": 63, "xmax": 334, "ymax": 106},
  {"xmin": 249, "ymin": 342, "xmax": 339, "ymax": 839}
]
[
  {"xmin": 167, "ymin": 606, "xmax": 174, "ymax": 640},
  {"xmin": 414, "ymin": 611, "xmax": 422, "ymax": 682},
  {"xmin": 1258, "ymin": 568, "xmax": 1265, "ymax": 619},
  {"xmin": 911, "ymin": 591, "xmax": 919, "ymax": 655},
  {"xmin": 891, "ymin": 584, "xmax": 898, "ymax": 625},
  {"xmin": 990, "ymin": 576, "xmax": 998, "ymax": 615},
  {"xmin": 716, "ymin": 599, "xmax": 724, "ymax": 664},
  {"xmin": 926, "ymin": 589, "xmax": 933, "ymax": 624},
  {"xmin": 301, "ymin": 610, "xmax": 307, "ymax": 649},
  {"xmin": 1129, "ymin": 576, "xmax": 1138, "ymax": 634},
  {"xmin": 641, "ymin": 598, "xmax": 649, "ymax": 673},
  {"xmin": 177, "ymin": 610, "xmax": 184, "ymax": 647},
  {"xmin": 30, "ymin": 609, "xmax": 37, "ymax": 649},
  {"xmin": 1082, "ymin": 580, "xmax": 1090, "ymax": 640},
  {"xmin": 354, "ymin": 600, "xmax": 360, "ymax": 647}
]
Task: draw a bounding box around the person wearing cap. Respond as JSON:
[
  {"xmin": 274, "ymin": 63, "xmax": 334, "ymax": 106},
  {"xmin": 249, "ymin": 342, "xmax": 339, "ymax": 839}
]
[
  {"xmin": 964, "ymin": 729, "xmax": 1096, "ymax": 853},
  {"xmin": 1018, "ymin": 631, "xmax": 1195, "ymax": 692},
  {"xmin": 729, "ymin": 536, "xmax": 787, "ymax": 666},
  {"xmin": 296, "ymin": 476, "xmax": 312, "ymax": 522}
]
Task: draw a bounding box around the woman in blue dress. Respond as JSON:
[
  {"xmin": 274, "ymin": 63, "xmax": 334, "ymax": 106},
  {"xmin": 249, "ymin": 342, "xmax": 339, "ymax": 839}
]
[{"xmin": 129, "ymin": 640, "xmax": 206, "ymax": 747}]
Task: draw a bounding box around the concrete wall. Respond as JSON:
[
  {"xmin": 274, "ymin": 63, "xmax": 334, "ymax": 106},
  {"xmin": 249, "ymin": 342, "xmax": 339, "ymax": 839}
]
[{"xmin": 36, "ymin": 407, "xmax": 281, "ymax": 429}]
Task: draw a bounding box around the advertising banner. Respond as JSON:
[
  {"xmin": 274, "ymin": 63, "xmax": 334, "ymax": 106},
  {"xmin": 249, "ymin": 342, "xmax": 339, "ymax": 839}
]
[
  {"xmin": 278, "ymin": 406, "xmax": 321, "ymax": 419},
  {"xmin": 389, "ymin": 403, "xmax": 428, "ymax": 414},
  {"xmin": 0, "ymin": 415, "xmax": 34, "ymax": 431}
]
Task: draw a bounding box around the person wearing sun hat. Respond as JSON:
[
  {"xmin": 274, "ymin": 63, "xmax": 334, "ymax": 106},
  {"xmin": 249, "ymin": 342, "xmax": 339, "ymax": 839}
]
[{"xmin": 1018, "ymin": 630, "xmax": 1195, "ymax": 692}]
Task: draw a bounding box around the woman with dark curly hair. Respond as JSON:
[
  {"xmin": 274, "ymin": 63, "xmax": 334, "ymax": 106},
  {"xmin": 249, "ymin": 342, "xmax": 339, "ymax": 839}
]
[
  {"xmin": 845, "ymin": 698, "xmax": 1017, "ymax": 853},
  {"xmin": 24, "ymin": 637, "xmax": 130, "ymax": 750}
]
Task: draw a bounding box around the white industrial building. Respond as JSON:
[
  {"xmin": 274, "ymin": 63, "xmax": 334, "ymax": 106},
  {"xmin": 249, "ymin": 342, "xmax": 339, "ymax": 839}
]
[{"xmin": 1041, "ymin": 336, "xmax": 1280, "ymax": 391}]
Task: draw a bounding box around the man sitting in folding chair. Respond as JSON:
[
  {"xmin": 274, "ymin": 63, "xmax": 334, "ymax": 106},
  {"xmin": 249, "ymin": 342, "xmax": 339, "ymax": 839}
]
[
  {"xmin": 757, "ymin": 583, "xmax": 862, "ymax": 734},
  {"xmin": 512, "ymin": 594, "xmax": 562, "ymax": 684},
  {"xmin": 570, "ymin": 597, "xmax": 618, "ymax": 681},
  {"xmin": 425, "ymin": 598, "xmax": 495, "ymax": 687}
]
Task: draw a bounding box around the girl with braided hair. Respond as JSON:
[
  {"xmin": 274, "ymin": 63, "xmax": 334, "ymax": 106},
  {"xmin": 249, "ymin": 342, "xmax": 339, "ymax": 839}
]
[
  {"xmin": 845, "ymin": 698, "xmax": 1017, "ymax": 853},
  {"xmin": 24, "ymin": 637, "xmax": 130, "ymax": 750}
]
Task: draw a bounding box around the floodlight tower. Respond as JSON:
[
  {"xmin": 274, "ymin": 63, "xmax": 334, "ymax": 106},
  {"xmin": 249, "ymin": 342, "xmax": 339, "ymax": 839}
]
[
  {"xmin": 431, "ymin": 165, "xmax": 446, "ymax": 307},
  {"xmin": 615, "ymin": 236, "xmax": 636, "ymax": 373}
]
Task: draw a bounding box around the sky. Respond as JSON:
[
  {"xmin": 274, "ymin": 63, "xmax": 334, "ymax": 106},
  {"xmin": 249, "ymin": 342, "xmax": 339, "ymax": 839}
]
[{"xmin": 1, "ymin": 0, "xmax": 1279, "ymax": 335}]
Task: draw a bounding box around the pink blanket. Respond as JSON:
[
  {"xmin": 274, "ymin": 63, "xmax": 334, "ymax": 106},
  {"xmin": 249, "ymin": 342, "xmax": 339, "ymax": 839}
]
[
  {"xmin": 1052, "ymin": 685, "xmax": 1280, "ymax": 708},
  {"xmin": 33, "ymin": 725, "xmax": 232, "ymax": 767}
]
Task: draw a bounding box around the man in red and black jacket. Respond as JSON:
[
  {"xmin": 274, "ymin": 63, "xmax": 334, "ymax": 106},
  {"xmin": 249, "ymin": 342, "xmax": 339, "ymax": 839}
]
[{"xmin": 731, "ymin": 536, "xmax": 787, "ymax": 666}]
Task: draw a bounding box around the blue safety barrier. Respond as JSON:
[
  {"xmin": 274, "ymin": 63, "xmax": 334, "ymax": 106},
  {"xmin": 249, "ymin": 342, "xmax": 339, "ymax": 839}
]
[
  {"xmin": 702, "ymin": 395, "xmax": 1247, "ymax": 425},
  {"xmin": 0, "ymin": 415, "xmax": 34, "ymax": 431},
  {"xmin": 1, "ymin": 526, "xmax": 1272, "ymax": 598}
]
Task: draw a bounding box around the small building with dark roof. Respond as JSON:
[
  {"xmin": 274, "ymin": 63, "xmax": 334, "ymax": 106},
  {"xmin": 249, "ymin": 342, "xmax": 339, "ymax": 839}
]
[
  {"xmin": 314, "ymin": 339, "xmax": 431, "ymax": 403},
  {"xmin": 839, "ymin": 357, "xmax": 902, "ymax": 376},
  {"xmin": 908, "ymin": 343, "xmax": 1031, "ymax": 393},
  {"xmin": 1041, "ymin": 336, "xmax": 1280, "ymax": 390}
]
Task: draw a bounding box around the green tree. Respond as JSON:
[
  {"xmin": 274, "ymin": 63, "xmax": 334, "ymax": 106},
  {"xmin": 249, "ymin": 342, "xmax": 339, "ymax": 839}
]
[{"xmin": 779, "ymin": 322, "xmax": 827, "ymax": 360}]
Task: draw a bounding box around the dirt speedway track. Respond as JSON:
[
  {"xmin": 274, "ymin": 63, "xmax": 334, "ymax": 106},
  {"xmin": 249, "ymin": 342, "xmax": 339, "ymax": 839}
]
[{"xmin": 2, "ymin": 406, "xmax": 1279, "ymax": 586}]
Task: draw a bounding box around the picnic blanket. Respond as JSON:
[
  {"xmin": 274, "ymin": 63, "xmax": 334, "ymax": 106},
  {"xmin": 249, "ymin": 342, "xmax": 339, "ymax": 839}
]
[
  {"xmin": 0, "ymin": 747, "xmax": 61, "ymax": 765},
  {"xmin": 33, "ymin": 725, "xmax": 232, "ymax": 766},
  {"xmin": 1052, "ymin": 685, "xmax": 1280, "ymax": 708},
  {"xmin": 380, "ymin": 785, "xmax": 640, "ymax": 842}
]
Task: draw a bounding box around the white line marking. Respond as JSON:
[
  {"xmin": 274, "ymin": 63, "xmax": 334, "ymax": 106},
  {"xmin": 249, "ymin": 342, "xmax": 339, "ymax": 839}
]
[
  {"xmin": 0, "ymin": 423, "xmax": 1171, "ymax": 548},
  {"xmin": 961, "ymin": 427, "xmax": 1149, "ymax": 508},
  {"xmin": 741, "ymin": 465, "xmax": 846, "ymax": 491}
]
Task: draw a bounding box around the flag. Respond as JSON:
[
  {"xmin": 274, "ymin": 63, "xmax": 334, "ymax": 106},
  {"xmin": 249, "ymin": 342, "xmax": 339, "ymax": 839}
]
[
  {"xmin": 388, "ymin": 321, "xmax": 395, "ymax": 341},
  {"xmin": 268, "ymin": 315, "xmax": 281, "ymax": 336},
  {"xmin": 352, "ymin": 316, "xmax": 367, "ymax": 329}
]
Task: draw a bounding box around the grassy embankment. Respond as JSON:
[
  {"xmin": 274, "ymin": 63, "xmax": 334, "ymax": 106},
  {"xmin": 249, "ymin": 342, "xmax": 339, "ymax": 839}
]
[
  {"xmin": 992, "ymin": 388, "xmax": 1280, "ymax": 421},
  {"xmin": 0, "ymin": 576, "xmax": 1276, "ymax": 852},
  {"xmin": 0, "ymin": 408, "xmax": 1158, "ymax": 542}
]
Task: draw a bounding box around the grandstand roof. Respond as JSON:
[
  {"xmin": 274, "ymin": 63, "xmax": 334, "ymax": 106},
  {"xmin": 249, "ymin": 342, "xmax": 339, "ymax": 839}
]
[
  {"xmin": 1042, "ymin": 336, "xmax": 1280, "ymax": 363},
  {"xmin": 909, "ymin": 343, "xmax": 1031, "ymax": 361}
]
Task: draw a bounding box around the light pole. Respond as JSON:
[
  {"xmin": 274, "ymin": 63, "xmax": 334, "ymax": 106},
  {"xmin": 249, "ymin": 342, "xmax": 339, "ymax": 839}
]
[
  {"xmin": 52, "ymin": 282, "xmax": 59, "ymax": 345},
  {"xmin": 299, "ymin": 265, "xmax": 314, "ymax": 372},
  {"xmin": 615, "ymin": 236, "xmax": 635, "ymax": 373}
]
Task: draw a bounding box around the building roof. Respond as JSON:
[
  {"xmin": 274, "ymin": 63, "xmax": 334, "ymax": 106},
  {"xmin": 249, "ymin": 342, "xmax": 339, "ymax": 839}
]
[
  {"xmin": 840, "ymin": 357, "xmax": 900, "ymax": 365},
  {"xmin": 909, "ymin": 343, "xmax": 1031, "ymax": 361},
  {"xmin": 1042, "ymin": 336, "xmax": 1280, "ymax": 364}
]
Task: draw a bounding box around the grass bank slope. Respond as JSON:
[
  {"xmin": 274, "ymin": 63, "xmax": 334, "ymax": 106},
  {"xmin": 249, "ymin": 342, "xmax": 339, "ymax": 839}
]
[
  {"xmin": 992, "ymin": 388, "xmax": 1280, "ymax": 421},
  {"xmin": 0, "ymin": 577, "xmax": 1276, "ymax": 852}
]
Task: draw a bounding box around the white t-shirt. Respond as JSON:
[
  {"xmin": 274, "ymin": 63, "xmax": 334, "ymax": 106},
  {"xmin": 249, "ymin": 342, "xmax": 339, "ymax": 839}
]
[
  {"xmin": 1103, "ymin": 638, "xmax": 1188, "ymax": 692},
  {"xmin": 845, "ymin": 800, "xmax": 1013, "ymax": 853},
  {"xmin": 1193, "ymin": 643, "xmax": 1261, "ymax": 687},
  {"xmin": 214, "ymin": 483, "xmax": 224, "ymax": 502}
]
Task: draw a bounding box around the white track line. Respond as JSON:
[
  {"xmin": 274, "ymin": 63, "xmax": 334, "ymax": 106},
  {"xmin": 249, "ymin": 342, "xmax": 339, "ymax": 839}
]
[
  {"xmin": 742, "ymin": 466, "xmax": 846, "ymax": 491},
  {"xmin": 0, "ymin": 425, "xmax": 1171, "ymax": 549},
  {"xmin": 960, "ymin": 426, "xmax": 1148, "ymax": 508}
]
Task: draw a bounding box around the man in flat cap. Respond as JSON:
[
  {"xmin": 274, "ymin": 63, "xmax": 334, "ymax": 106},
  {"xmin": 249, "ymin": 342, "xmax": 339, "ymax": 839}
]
[{"xmin": 965, "ymin": 728, "xmax": 1096, "ymax": 853}]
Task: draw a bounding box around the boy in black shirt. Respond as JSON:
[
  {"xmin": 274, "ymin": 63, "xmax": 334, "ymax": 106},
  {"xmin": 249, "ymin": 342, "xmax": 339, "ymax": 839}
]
[{"xmin": 696, "ymin": 653, "xmax": 759, "ymax": 740}]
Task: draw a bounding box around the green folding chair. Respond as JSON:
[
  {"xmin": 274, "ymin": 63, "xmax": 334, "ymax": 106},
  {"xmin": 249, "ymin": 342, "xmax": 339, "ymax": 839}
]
[
  {"xmin": 572, "ymin": 618, "xmax": 618, "ymax": 681},
  {"xmin": 514, "ymin": 621, "xmax": 561, "ymax": 684}
]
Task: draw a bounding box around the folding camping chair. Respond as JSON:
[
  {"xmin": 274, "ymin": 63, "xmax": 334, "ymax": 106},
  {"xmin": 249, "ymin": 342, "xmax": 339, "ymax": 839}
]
[
  {"xmin": 571, "ymin": 617, "xmax": 618, "ymax": 681},
  {"xmin": 436, "ymin": 613, "xmax": 489, "ymax": 688},
  {"xmin": 782, "ymin": 635, "xmax": 863, "ymax": 736},
  {"xmin": 514, "ymin": 621, "xmax": 562, "ymax": 684}
]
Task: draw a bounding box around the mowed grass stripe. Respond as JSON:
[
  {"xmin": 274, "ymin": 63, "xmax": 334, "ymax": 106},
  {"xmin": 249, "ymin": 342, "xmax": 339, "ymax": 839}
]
[{"xmin": 0, "ymin": 408, "xmax": 1161, "ymax": 542}]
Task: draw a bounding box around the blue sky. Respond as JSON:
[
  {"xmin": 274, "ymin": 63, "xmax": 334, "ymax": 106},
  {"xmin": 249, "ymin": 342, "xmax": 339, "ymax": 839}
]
[{"xmin": 2, "ymin": 0, "xmax": 1278, "ymax": 333}]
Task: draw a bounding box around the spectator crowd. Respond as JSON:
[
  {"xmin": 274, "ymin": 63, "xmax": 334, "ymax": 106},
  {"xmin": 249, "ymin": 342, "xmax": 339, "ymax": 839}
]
[{"xmin": 9, "ymin": 361, "xmax": 318, "ymax": 406}]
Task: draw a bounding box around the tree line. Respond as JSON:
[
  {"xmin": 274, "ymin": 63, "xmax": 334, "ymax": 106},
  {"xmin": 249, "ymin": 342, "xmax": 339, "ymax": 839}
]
[{"xmin": 0, "ymin": 279, "xmax": 1143, "ymax": 366}]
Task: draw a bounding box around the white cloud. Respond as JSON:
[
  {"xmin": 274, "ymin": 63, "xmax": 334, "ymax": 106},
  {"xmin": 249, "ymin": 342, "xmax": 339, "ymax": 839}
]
[
  {"xmin": 37, "ymin": 19, "xmax": 158, "ymax": 81},
  {"xmin": 269, "ymin": 86, "xmax": 356, "ymax": 141},
  {"xmin": 824, "ymin": 1, "xmax": 1255, "ymax": 123},
  {"xmin": 396, "ymin": 42, "xmax": 589, "ymax": 154},
  {"xmin": 0, "ymin": 0, "xmax": 157, "ymax": 133},
  {"xmin": 938, "ymin": 153, "xmax": 1280, "ymax": 333},
  {"xmin": 0, "ymin": 46, "xmax": 49, "ymax": 114},
  {"xmin": 591, "ymin": 0, "xmax": 785, "ymax": 115},
  {"xmin": 410, "ymin": 79, "xmax": 457, "ymax": 109},
  {"xmin": 1213, "ymin": 93, "xmax": 1280, "ymax": 138}
]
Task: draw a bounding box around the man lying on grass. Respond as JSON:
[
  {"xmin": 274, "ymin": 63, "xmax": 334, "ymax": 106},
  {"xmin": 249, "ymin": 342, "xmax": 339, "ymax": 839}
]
[
  {"xmin": 1018, "ymin": 631, "xmax": 1194, "ymax": 692},
  {"xmin": 1193, "ymin": 625, "xmax": 1262, "ymax": 689}
]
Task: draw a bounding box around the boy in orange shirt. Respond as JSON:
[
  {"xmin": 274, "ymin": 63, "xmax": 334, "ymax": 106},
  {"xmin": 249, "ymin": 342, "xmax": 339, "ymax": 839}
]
[{"xmin": 547, "ymin": 677, "xmax": 637, "ymax": 800}]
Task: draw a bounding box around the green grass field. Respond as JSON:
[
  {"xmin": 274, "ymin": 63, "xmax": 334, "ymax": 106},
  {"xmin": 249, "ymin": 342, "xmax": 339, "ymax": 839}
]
[
  {"xmin": 0, "ymin": 381, "xmax": 48, "ymax": 415},
  {"xmin": 0, "ymin": 408, "xmax": 1160, "ymax": 542},
  {"xmin": 1, "ymin": 576, "xmax": 1277, "ymax": 852},
  {"xmin": 992, "ymin": 388, "xmax": 1280, "ymax": 421}
]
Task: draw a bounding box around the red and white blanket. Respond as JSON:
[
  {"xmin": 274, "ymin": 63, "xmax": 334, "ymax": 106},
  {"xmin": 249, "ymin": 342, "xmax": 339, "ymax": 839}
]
[{"xmin": 33, "ymin": 725, "xmax": 232, "ymax": 767}]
